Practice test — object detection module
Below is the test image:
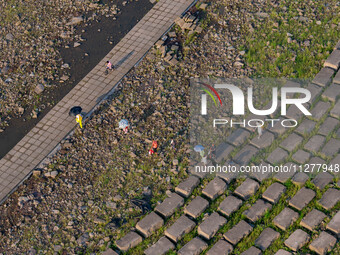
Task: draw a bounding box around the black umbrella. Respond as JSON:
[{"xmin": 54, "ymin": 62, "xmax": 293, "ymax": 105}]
[{"xmin": 69, "ymin": 106, "xmax": 82, "ymax": 117}]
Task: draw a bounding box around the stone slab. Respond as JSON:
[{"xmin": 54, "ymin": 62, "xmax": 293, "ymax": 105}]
[
  {"xmin": 267, "ymin": 147, "xmax": 288, "ymax": 164},
  {"xmin": 321, "ymin": 138, "xmax": 340, "ymax": 157},
  {"xmin": 234, "ymin": 145, "xmax": 259, "ymax": 165},
  {"xmin": 218, "ymin": 195, "xmax": 243, "ymax": 217},
  {"xmin": 311, "ymin": 101, "xmax": 331, "ymax": 120},
  {"xmin": 318, "ymin": 117, "xmax": 339, "ymax": 136},
  {"xmin": 322, "ymin": 83, "xmax": 340, "ymax": 102},
  {"xmin": 144, "ymin": 237, "xmax": 175, "ymax": 255},
  {"xmin": 291, "ymin": 172, "xmax": 309, "ymax": 185},
  {"xmin": 175, "ymin": 175, "xmax": 200, "ymax": 198},
  {"xmin": 286, "ymin": 104, "xmax": 305, "ymax": 120},
  {"xmin": 198, "ymin": 212, "xmax": 227, "ymax": 240},
  {"xmin": 178, "ymin": 237, "xmax": 208, "ymax": 255},
  {"xmin": 255, "ymin": 228, "xmax": 280, "ymax": 251},
  {"xmin": 116, "ymin": 231, "xmax": 143, "ymax": 252},
  {"xmin": 190, "ymin": 162, "xmax": 211, "ymax": 179},
  {"xmin": 300, "ymin": 209, "xmax": 326, "ymax": 231},
  {"xmin": 184, "ymin": 196, "xmax": 209, "ymax": 219},
  {"xmin": 223, "ymin": 220, "xmax": 253, "ymax": 245},
  {"xmin": 309, "ymin": 231, "xmax": 337, "ymax": 255},
  {"xmin": 289, "ymin": 187, "xmax": 315, "ymax": 211},
  {"xmin": 240, "ymin": 246, "xmax": 262, "ymax": 255},
  {"xmin": 284, "ymin": 229, "xmax": 309, "ymax": 252},
  {"xmin": 155, "ymin": 193, "xmax": 184, "ymax": 218},
  {"xmin": 319, "ymin": 188, "xmax": 340, "ymax": 210},
  {"xmin": 280, "ymin": 133, "xmax": 303, "ymax": 151},
  {"xmin": 274, "ymin": 249, "xmax": 291, "ymax": 255},
  {"xmin": 234, "ymin": 178, "xmax": 260, "ymax": 200},
  {"xmin": 262, "ymin": 182, "xmax": 286, "ymax": 203},
  {"xmin": 334, "ymin": 68, "xmax": 340, "ymax": 84},
  {"xmin": 249, "ymin": 162, "xmax": 272, "ymax": 182},
  {"xmin": 292, "ymin": 150, "xmax": 310, "ymax": 164},
  {"xmin": 330, "ymin": 155, "xmax": 340, "ymax": 173},
  {"xmin": 101, "ymin": 249, "xmax": 118, "ymax": 255},
  {"xmin": 136, "ymin": 212, "xmax": 164, "ymax": 237},
  {"xmin": 274, "ymin": 163, "xmax": 296, "ymax": 183},
  {"xmin": 306, "ymin": 83, "xmax": 323, "ymax": 103},
  {"xmin": 312, "ymin": 172, "xmax": 333, "ymax": 190},
  {"xmin": 304, "ymin": 135, "xmax": 325, "ymax": 153},
  {"xmin": 330, "ymin": 100, "xmax": 340, "ymax": 118},
  {"xmin": 324, "ymin": 49, "xmax": 340, "ymax": 70},
  {"xmin": 295, "ymin": 119, "xmax": 316, "ymax": 135},
  {"xmin": 308, "ymin": 157, "xmax": 326, "ymax": 165},
  {"xmin": 215, "ymin": 143, "xmax": 235, "ymax": 162},
  {"xmin": 312, "ymin": 67, "xmax": 334, "ymax": 87},
  {"xmin": 226, "ymin": 128, "xmax": 250, "ymax": 146},
  {"xmin": 244, "ymin": 199, "xmax": 272, "ymax": 223},
  {"xmin": 273, "ymin": 208, "xmax": 299, "ymax": 231},
  {"xmin": 327, "ymin": 211, "xmax": 340, "ymax": 237},
  {"xmin": 250, "ymin": 131, "xmax": 275, "ymax": 149},
  {"xmin": 268, "ymin": 118, "xmax": 288, "ymax": 136},
  {"xmin": 202, "ymin": 177, "xmax": 227, "ymax": 200},
  {"xmin": 165, "ymin": 215, "xmax": 195, "ymax": 243},
  {"xmin": 217, "ymin": 170, "xmax": 238, "ymax": 184},
  {"xmin": 206, "ymin": 239, "xmax": 233, "ymax": 255}
]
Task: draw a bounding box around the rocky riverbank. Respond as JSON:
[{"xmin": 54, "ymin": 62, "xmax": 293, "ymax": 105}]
[
  {"xmin": 0, "ymin": 0, "xmax": 153, "ymax": 158},
  {"xmin": 0, "ymin": 0, "xmax": 145, "ymax": 132},
  {"xmin": 0, "ymin": 0, "xmax": 339, "ymax": 254}
]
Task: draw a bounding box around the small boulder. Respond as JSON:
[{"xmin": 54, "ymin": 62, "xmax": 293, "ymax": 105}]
[
  {"xmin": 66, "ymin": 16, "xmax": 83, "ymax": 26},
  {"xmin": 34, "ymin": 84, "xmax": 45, "ymax": 94}
]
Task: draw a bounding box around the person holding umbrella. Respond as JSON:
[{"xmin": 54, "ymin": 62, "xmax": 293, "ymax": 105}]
[
  {"xmin": 194, "ymin": 145, "xmax": 207, "ymax": 164},
  {"xmin": 76, "ymin": 114, "xmax": 83, "ymax": 129},
  {"xmin": 119, "ymin": 119, "xmax": 129, "ymax": 134},
  {"xmin": 69, "ymin": 106, "xmax": 83, "ymax": 129},
  {"xmin": 194, "ymin": 145, "xmax": 205, "ymax": 158}
]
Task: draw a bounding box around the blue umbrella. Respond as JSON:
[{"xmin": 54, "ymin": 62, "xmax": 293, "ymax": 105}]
[
  {"xmin": 194, "ymin": 145, "xmax": 204, "ymax": 152},
  {"xmin": 119, "ymin": 119, "xmax": 129, "ymax": 129}
]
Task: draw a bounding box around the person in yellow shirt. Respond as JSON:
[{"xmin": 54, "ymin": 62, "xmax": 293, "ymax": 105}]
[{"xmin": 76, "ymin": 114, "xmax": 83, "ymax": 128}]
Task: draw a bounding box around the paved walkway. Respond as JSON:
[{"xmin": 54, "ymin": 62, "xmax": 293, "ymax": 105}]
[{"xmin": 0, "ymin": 0, "xmax": 197, "ymax": 204}]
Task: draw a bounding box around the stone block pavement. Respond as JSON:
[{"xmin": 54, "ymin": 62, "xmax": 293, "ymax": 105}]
[
  {"xmin": 0, "ymin": 0, "xmax": 197, "ymax": 205},
  {"xmin": 113, "ymin": 40, "xmax": 340, "ymax": 254}
]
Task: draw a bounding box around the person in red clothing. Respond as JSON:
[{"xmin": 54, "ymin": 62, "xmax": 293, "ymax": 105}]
[{"xmin": 149, "ymin": 141, "xmax": 158, "ymax": 155}]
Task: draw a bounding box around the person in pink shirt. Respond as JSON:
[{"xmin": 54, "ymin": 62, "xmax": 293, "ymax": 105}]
[{"xmin": 105, "ymin": 60, "xmax": 113, "ymax": 75}]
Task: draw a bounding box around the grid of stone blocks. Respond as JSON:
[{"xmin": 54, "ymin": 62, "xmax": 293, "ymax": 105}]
[{"xmin": 114, "ymin": 41, "xmax": 340, "ymax": 254}]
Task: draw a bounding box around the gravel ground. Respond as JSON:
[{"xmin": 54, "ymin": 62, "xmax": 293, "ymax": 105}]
[
  {"xmin": 0, "ymin": 0, "xmax": 128, "ymax": 131},
  {"xmin": 0, "ymin": 0, "xmax": 338, "ymax": 254}
]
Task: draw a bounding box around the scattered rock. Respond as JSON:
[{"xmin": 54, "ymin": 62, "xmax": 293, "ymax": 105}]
[
  {"xmin": 66, "ymin": 16, "xmax": 84, "ymax": 26},
  {"xmin": 34, "ymin": 84, "xmax": 45, "ymax": 94},
  {"xmin": 5, "ymin": 33, "xmax": 14, "ymax": 41}
]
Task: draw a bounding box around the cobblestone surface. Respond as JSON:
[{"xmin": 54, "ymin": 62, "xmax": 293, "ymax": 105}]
[{"xmin": 106, "ymin": 53, "xmax": 340, "ymax": 252}]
